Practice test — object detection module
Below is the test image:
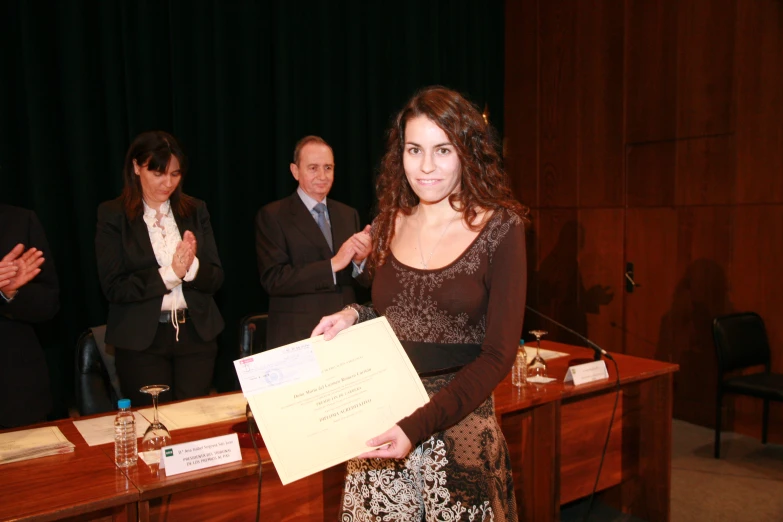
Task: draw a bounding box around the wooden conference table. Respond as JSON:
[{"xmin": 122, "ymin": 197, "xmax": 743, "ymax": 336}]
[{"xmin": 0, "ymin": 341, "xmax": 677, "ymax": 521}]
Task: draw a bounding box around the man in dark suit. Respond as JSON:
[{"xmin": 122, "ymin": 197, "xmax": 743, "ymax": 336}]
[
  {"xmin": 255, "ymin": 136, "xmax": 371, "ymax": 349},
  {"xmin": 0, "ymin": 205, "xmax": 59, "ymax": 428}
]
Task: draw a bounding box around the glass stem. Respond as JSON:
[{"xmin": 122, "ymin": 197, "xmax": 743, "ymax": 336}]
[
  {"xmin": 537, "ymin": 339, "xmax": 541, "ymax": 357},
  {"xmin": 152, "ymin": 392, "xmax": 160, "ymax": 424}
]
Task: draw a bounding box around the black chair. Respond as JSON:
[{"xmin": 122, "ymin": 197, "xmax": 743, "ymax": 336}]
[
  {"xmin": 75, "ymin": 328, "xmax": 119, "ymax": 416},
  {"xmin": 239, "ymin": 313, "xmax": 269, "ymax": 359},
  {"xmin": 712, "ymin": 312, "xmax": 783, "ymax": 458}
]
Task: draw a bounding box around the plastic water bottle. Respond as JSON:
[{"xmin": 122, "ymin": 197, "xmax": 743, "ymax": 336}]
[
  {"xmin": 114, "ymin": 399, "xmax": 138, "ymax": 467},
  {"xmin": 511, "ymin": 339, "xmax": 528, "ymax": 387}
]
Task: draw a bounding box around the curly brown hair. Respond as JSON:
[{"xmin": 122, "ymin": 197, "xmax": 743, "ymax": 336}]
[{"xmin": 371, "ymin": 86, "xmax": 528, "ymax": 271}]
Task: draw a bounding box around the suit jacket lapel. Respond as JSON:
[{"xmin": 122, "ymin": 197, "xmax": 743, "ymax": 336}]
[
  {"xmin": 288, "ymin": 193, "xmax": 333, "ymax": 255},
  {"xmin": 130, "ymin": 212, "xmax": 157, "ymax": 262},
  {"xmin": 327, "ymin": 199, "xmax": 351, "ymax": 251}
]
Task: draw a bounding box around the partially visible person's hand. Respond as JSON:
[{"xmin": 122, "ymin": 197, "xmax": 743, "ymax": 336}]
[
  {"xmin": 351, "ymin": 225, "xmax": 372, "ymax": 264},
  {"xmin": 310, "ymin": 308, "xmax": 358, "ymax": 340},
  {"xmin": 182, "ymin": 230, "xmax": 198, "ymax": 254},
  {"xmin": 357, "ymin": 424, "xmax": 412, "ymax": 460},
  {"xmin": 172, "ymin": 239, "xmax": 195, "ymax": 279},
  {"xmin": 331, "ymin": 238, "xmax": 356, "ymax": 272},
  {"xmin": 2, "ymin": 244, "xmax": 45, "ymax": 297},
  {"xmin": 0, "ymin": 260, "xmax": 19, "ymax": 290}
]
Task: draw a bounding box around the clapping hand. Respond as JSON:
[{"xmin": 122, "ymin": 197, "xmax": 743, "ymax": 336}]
[
  {"xmin": 351, "ymin": 225, "xmax": 372, "ymax": 264},
  {"xmin": 1, "ymin": 243, "xmax": 45, "ymax": 298},
  {"xmin": 172, "ymin": 231, "xmax": 197, "ymax": 279}
]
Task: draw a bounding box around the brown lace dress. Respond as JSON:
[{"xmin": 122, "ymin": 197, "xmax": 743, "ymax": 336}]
[{"xmin": 341, "ymin": 209, "xmax": 527, "ymax": 522}]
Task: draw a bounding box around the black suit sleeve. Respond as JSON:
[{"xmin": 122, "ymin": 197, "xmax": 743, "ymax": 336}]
[
  {"xmin": 255, "ymin": 206, "xmax": 335, "ymax": 297},
  {"xmin": 95, "ymin": 203, "xmax": 169, "ymax": 304},
  {"xmin": 183, "ymin": 202, "xmax": 223, "ymax": 294},
  {"xmin": 0, "ymin": 211, "xmax": 59, "ymax": 323}
]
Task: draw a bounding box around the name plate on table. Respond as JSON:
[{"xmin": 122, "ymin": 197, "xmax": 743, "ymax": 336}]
[
  {"xmin": 161, "ymin": 433, "xmax": 241, "ymax": 476},
  {"xmin": 564, "ymin": 360, "xmax": 609, "ymax": 386}
]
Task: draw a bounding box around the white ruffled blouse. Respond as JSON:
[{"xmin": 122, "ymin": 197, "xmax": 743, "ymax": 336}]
[{"xmin": 142, "ymin": 200, "xmax": 200, "ymax": 315}]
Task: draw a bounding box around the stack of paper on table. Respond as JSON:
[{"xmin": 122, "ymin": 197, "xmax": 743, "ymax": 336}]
[
  {"xmin": 138, "ymin": 393, "xmax": 248, "ymax": 430},
  {"xmin": 0, "ymin": 426, "xmax": 75, "ymax": 464},
  {"xmin": 234, "ymin": 317, "xmax": 429, "ymax": 485}
]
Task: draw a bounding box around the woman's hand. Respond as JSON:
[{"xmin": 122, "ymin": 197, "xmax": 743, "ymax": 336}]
[
  {"xmin": 310, "ymin": 308, "xmax": 358, "ymax": 340},
  {"xmin": 172, "ymin": 239, "xmax": 195, "ymax": 279},
  {"xmin": 357, "ymin": 424, "xmax": 412, "ymax": 459}
]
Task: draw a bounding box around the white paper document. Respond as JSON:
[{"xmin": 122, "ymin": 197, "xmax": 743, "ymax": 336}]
[
  {"xmin": 0, "ymin": 426, "xmax": 75, "ymax": 464},
  {"xmin": 138, "ymin": 393, "xmax": 247, "ymax": 430},
  {"xmin": 73, "ymin": 413, "xmax": 150, "ymax": 446},
  {"xmin": 235, "ymin": 317, "xmax": 429, "ymax": 485},
  {"xmin": 525, "ymin": 347, "xmax": 568, "ymax": 364}
]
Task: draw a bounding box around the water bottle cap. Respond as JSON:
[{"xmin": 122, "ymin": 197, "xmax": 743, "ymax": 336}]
[
  {"xmin": 118, "ymin": 399, "xmax": 131, "ymax": 409},
  {"xmin": 519, "ymin": 339, "xmax": 525, "ymax": 345}
]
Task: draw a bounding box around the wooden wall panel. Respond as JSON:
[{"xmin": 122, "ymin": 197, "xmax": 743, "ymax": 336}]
[
  {"xmin": 675, "ymin": 135, "xmax": 735, "ymax": 206},
  {"xmin": 625, "ymin": 0, "xmax": 677, "ymax": 143},
  {"xmin": 626, "ymin": 141, "xmax": 676, "ymax": 207},
  {"xmin": 506, "ymin": 0, "xmax": 783, "ymax": 443},
  {"xmin": 734, "ymin": 0, "xmax": 783, "ymax": 204},
  {"xmin": 675, "ymin": 0, "xmax": 735, "ymax": 137},
  {"xmin": 624, "ymin": 208, "xmax": 678, "ymax": 361},
  {"xmin": 538, "ymin": 0, "xmax": 578, "ymax": 208},
  {"xmin": 504, "ymin": 0, "xmax": 538, "ymax": 207},
  {"xmin": 579, "ymin": 209, "xmax": 624, "ymax": 353},
  {"xmin": 667, "ymin": 207, "xmax": 733, "ymax": 425},
  {"xmin": 531, "ymin": 209, "xmax": 580, "ymax": 342},
  {"xmin": 577, "ymin": 0, "xmax": 625, "ymax": 208}
]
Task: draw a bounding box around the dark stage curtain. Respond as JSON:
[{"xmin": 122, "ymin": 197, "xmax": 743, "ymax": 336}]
[{"xmin": 0, "ymin": 0, "xmax": 505, "ymax": 417}]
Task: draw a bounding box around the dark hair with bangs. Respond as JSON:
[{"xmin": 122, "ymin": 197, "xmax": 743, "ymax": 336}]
[
  {"xmin": 370, "ymin": 86, "xmax": 528, "ymax": 272},
  {"xmin": 120, "ymin": 130, "xmax": 194, "ymax": 220}
]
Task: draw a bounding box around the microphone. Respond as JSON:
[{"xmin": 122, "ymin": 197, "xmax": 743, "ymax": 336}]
[{"xmin": 524, "ymin": 305, "xmax": 613, "ymax": 361}]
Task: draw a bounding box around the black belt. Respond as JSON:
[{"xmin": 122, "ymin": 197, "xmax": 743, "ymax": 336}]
[
  {"xmin": 400, "ymin": 341, "xmax": 482, "ymax": 376},
  {"xmin": 159, "ymin": 309, "xmax": 188, "ymax": 323}
]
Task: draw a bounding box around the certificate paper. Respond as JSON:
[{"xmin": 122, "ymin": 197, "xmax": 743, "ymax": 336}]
[{"xmin": 234, "ymin": 317, "xmax": 428, "ymax": 485}]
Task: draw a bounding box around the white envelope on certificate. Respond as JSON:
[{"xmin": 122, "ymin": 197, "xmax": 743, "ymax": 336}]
[{"xmin": 233, "ymin": 316, "xmax": 429, "ymax": 485}]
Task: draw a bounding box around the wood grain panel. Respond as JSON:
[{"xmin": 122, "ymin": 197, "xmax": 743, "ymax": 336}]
[
  {"xmin": 626, "ymin": 141, "xmax": 676, "ymax": 207},
  {"xmin": 579, "ymin": 209, "xmax": 624, "ymax": 354},
  {"xmin": 504, "ymin": 0, "xmax": 539, "ymax": 208},
  {"xmin": 539, "ymin": 0, "xmax": 578, "ymax": 208},
  {"xmin": 675, "ymin": 135, "xmax": 736, "ymax": 206},
  {"xmin": 734, "ymin": 0, "xmax": 783, "ymax": 204},
  {"xmin": 599, "ymin": 374, "xmax": 673, "ymax": 520},
  {"xmin": 502, "ymin": 401, "xmax": 560, "ymax": 522},
  {"xmin": 560, "ymin": 391, "xmax": 623, "ymax": 503},
  {"xmin": 668, "ymin": 207, "xmax": 733, "ymax": 425},
  {"xmin": 577, "ymin": 0, "xmax": 625, "ymax": 208},
  {"xmin": 728, "ymin": 204, "xmax": 783, "ymax": 443},
  {"xmin": 624, "ymin": 208, "xmax": 678, "ymax": 361},
  {"xmin": 532, "ymin": 209, "xmax": 580, "ymax": 341},
  {"xmin": 675, "ymin": 0, "xmax": 735, "ymax": 137},
  {"xmin": 625, "ymin": 0, "xmax": 677, "ymax": 143}
]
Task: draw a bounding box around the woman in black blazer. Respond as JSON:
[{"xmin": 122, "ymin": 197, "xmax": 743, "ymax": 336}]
[{"xmin": 95, "ymin": 131, "xmax": 224, "ymax": 406}]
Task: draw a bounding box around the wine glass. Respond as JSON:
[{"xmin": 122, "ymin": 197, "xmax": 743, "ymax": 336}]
[
  {"xmin": 528, "ymin": 330, "xmax": 548, "ymax": 377},
  {"xmin": 139, "ymin": 385, "xmax": 172, "ymax": 454}
]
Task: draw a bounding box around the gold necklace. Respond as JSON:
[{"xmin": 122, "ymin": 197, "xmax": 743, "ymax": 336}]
[{"xmin": 417, "ymin": 214, "xmax": 459, "ymax": 269}]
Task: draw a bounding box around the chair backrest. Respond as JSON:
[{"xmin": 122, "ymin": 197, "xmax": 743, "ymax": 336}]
[
  {"xmin": 713, "ymin": 312, "xmax": 772, "ymax": 375},
  {"xmin": 74, "ymin": 328, "xmax": 118, "ymax": 416},
  {"xmin": 239, "ymin": 313, "xmax": 269, "ymax": 359}
]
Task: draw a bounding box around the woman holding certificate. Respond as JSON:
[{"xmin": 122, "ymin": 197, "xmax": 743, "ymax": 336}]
[{"xmin": 313, "ymin": 86, "xmax": 527, "ymax": 521}]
